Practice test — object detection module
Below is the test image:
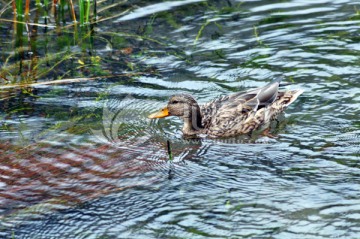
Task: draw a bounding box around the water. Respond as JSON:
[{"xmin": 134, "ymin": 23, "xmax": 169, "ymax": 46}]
[{"xmin": 0, "ymin": 0, "xmax": 360, "ymax": 238}]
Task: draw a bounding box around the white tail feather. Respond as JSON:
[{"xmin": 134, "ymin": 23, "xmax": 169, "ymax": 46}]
[{"xmin": 286, "ymin": 89, "xmax": 304, "ymax": 106}]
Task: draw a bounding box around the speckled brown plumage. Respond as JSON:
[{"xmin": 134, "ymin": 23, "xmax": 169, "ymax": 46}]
[{"xmin": 149, "ymin": 80, "xmax": 303, "ymax": 138}]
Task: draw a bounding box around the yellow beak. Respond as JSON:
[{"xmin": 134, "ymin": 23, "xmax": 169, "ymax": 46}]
[{"xmin": 148, "ymin": 107, "xmax": 170, "ymax": 119}]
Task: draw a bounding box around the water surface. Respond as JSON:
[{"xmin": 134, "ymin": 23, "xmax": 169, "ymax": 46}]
[{"xmin": 0, "ymin": 0, "xmax": 359, "ymax": 238}]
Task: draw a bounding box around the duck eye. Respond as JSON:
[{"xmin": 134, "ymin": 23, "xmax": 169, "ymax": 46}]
[{"xmin": 172, "ymin": 100, "xmax": 180, "ymax": 104}]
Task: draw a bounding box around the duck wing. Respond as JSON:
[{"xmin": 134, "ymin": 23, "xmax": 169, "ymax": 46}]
[
  {"xmin": 229, "ymin": 79, "xmax": 280, "ymax": 110},
  {"xmin": 200, "ymin": 80, "xmax": 281, "ymax": 129}
]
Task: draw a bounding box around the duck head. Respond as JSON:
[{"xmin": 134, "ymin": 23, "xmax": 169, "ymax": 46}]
[{"xmin": 148, "ymin": 94, "xmax": 204, "ymax": 135}]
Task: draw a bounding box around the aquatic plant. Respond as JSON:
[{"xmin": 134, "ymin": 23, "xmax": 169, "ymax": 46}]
[{"xmin": 1, "ymin": 0, "xmax": 103, "ymax": 85}]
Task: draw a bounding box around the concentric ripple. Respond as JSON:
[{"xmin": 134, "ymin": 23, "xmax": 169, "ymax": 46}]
[{"xmin": 0, "ymin": 0, "xmax": 360, "ymax": 238}]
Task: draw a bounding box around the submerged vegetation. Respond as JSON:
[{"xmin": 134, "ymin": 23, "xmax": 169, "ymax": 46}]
[
  {"xmin": 0, "ymin": 0, "xmax": 248, "ymax": 143},
  {"xmin": 0, "ymin": 0, "xmax": 359, "ymax": 130},
  {"xmin": 1, "ymin": 0, "xmax": 113, "ymax": 87},
  {"xmin": 0, "ymin": 0, "xmax": 360, "ymax": 237},
  {"xmin": 0, "ymin": 0, "xmax": 169, "ymax": 90},
  {"xmin": 0, "ymin": 0, "xmax": 359, "ymax": 147}
]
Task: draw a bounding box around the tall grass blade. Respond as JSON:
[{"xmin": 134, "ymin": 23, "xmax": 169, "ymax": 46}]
[
  {"xmin": 68, "ymin": 0, "xmax": 77, "ymax": 23},
  {"xmin": 93, "ymin": 0, "xmax": 97, "ymax": 22},
  {"xmin": 15, "ymin": 0, "xmax": 24, "ymax": 74},
  {"xmin": 44, "ymin": 0, "xmax": 49, "ymax": 26},
  {"xmin": 85, "ymin": 0, "xmax": 90, "ymax": 24},
  {"xmin": 59, "ymin": 0, "xmax": 66, "ymax": 25},
  {"xmin": 25, "ymin": 0, "xmax": 30, "ymax": 16},
  {"xmin": 16, "ymin": 0, "xmax": 23, "ymax": 16},
  {"xmin": 79, "ymin": 0, "xmax": 84, "ymax": 26},
  {"xmin": 12, "ymin": 0, "xmax": 17, "ymax": 15}
]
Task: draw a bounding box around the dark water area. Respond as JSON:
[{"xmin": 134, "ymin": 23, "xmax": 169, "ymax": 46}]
[{"xmin": 0, "ymin": 0, "xmax": 360, "ymax": 238}]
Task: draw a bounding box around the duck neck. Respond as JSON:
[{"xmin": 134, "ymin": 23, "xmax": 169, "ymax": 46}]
[{"xmin": 182, "ymin": 105, "xmax": 204, "ymax": 135}]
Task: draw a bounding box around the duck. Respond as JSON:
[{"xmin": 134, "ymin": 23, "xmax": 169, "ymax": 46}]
[{"xmin": 148, "ymin": 80, "xmax": 303, "ymax": 138}]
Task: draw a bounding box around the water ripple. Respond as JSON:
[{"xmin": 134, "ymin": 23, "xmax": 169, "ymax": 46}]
[{"xmin": 1, "ymin": 0, "xmax": 360, "ymax": 238}]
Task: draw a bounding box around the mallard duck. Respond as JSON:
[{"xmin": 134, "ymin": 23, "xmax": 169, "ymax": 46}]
[{"xmin": 148, "ymin": 80, "xmax": 303, "ymax": 138}]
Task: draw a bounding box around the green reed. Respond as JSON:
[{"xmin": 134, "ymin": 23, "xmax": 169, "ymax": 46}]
[
  {"xmin": 79, "ymin": 0, "xmax": 93, "ymax": 26},
  {"xmin": 58, "ymin": 0, "xmax": 65, "ymax": 24},
  {"xmin": 93, "ymin": 0, "xmax": 97, "ymax": 21},
  {"xmin": 79, "ymin": 0, "xmax": 84, "ymax": 25},
  {"xmin": 12, "ymin": 0, "xmax": 98, "ymax": 26},
  {"xmin": 3, "ymin": 0, "xmax": 104, "ymax": 85},
  {"xmin": 15, "ymin": 0, "xmax": 23, "ymax": 16},
  {"xmin": 15, "ymin": 0, "xmax": 24, "ymax": 48},
  {"xmin": 85, "ymin": 0, "xmax": 90, "ymax": 23}
]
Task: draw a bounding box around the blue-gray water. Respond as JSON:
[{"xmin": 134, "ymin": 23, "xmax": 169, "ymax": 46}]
[{"xmin": 0, "ymin": 0, "xmax": 359, "ymax": 238}]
